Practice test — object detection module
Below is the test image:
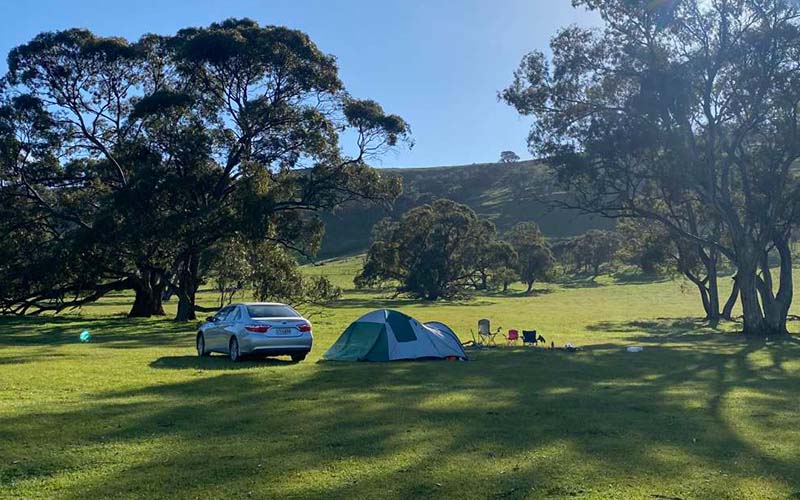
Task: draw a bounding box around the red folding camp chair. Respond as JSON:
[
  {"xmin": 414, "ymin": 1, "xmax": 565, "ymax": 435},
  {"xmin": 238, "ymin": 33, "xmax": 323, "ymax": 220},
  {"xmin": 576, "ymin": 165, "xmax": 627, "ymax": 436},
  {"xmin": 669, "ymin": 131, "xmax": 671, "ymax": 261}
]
[{"xmin": 505, "ymin": 329, "xmax": 520, "ymax": 345}]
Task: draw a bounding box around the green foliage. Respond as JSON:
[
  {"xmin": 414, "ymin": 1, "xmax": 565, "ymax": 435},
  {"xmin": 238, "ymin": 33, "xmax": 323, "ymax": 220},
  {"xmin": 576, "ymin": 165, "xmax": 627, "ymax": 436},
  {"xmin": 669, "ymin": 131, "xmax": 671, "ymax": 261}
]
[
  {"xmin": 470, "ymin": 235, "xmax": 517, "ymax": 290},
  {"xmin": 616, "ymin": 219, "xmax": 674, "ymax": 276},
  {"xmin": 355, "ymin": 199, "xmax": 504, "ymax": 299},
  {"xmin": 499, "ymin": 150, "xmax": 520, "ymax": 163},
  {"xmin": 565, "ymin": 230, "xmax": 622, "ymax": 278},
  {"xmin": 0, "ymin": 19, "xmax": 408, "ymax": 320},
  {"xmin": 343, "ymin": 98, "xmax": 410, "ymax": 149},
  {"xmin": 205, "ymin": 238, "xmax": 342, "ymax": 308},
  {"xmin": 319, "ymin": 160, "xmax": 612, "ymax": 258},
  {"xmin": 505, "ymin": 222, "xmax": 554, "ymax": 292},
  {"xmin": 502, "ymin": 0, "xmax": 800, "ymax": 335},
  {"xmin": 489, "ymin": 266, "xmax": 519, "ymax": 292}
]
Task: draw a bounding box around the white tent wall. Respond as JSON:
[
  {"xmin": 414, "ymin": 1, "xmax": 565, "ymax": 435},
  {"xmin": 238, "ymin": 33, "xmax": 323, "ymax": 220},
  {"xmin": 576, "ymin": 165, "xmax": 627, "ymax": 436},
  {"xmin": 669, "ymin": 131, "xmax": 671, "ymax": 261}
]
[
  {"xmin": 424, "ymin": 326, "xmax": 466, "ymax": 357},
  {"xmin": 386, "ymin": 320, "xmax": 466, "ymax": 360}
]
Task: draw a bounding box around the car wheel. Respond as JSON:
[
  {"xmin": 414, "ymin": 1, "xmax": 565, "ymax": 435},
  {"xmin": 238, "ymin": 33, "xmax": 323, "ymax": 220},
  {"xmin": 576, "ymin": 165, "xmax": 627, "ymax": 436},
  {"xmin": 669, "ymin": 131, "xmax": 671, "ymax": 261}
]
[
  {"xmin": 291, "ymin": 353, "xmax": 307, "ymax": 362},
  {"xmin": 196, "ymin": 333, "xmax": 209, "ymax": 357},
  {"xmin": 229, "ymin": 337, "xmax": 241, "ymax": 362}
]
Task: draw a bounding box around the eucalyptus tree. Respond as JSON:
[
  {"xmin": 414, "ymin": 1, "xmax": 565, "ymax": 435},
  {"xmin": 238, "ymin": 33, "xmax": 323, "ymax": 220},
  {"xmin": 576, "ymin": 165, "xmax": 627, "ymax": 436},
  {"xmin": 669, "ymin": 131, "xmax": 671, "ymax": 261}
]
[
  {"xmin": 502, "ymin": 0, "xmax": 800, "ymax": 335},
  {"xmin": 500, "ymin": 151, "xmax": 520, "ymax": 163},
  {"xmin": 355, "ymin": 199, "xmax": 493, "ymax": 300},
  {"xmin": 468, "ymin": 220, "xmax": 517, "ymax": 290},
  {"xmin": 0, "ymin": 19, "xmax": 409, "ymax": 320},
  {"xmin": 505, "ymin": 222, "xmax": 554, "ymax": 293},
  {"xmin": 155, "ymin": 19, "xmax": 408, "ymax": 320},
  {"xmin": 0, "ymin": 32, "xmax": 171, "ymax": 316},
  {"xmin": 617, "ymin": 217, "xmax": 737, "ymax": 323}
]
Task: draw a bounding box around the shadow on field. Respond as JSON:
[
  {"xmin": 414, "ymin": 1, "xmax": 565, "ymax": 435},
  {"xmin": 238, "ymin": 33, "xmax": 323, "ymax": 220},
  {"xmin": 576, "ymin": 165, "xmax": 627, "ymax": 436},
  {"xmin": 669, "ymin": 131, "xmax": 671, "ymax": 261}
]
[
  {"xmin": 586, "ymin": 317, "xmax": 720, "ymax": 339},
  {"xmin": 610, "ymin": 270, "xmax": 672, "ymax": 285},
  {"xmin": 3, "ymin": 322, "xmax": 800, "ymax": 498},
  {"xmin": 557, "ymin": 271, "xmax": 671, "ymax": 289},
  {"xmin": 0, "ymin": 315, "xmax": 193, "ymax": 352},
  {"xmin": 553, "ymin": 275, "xmax": 605, "ymax": 288},
  {"xmin": 479, "ymin": 287, "xmax": 554, "ymax": 298},
  {"xmin": 150, "ymin": 355, "xmax": 297, "ymax": 370},
  {"xmin": 332, "ymin": 295, "xmax": 498, "ymax": 310}
]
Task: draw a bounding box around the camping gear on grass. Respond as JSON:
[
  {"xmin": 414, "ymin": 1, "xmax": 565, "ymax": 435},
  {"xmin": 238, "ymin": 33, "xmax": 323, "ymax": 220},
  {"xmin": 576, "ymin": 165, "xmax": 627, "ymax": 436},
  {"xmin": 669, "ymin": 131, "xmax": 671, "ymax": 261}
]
[
  {"xmin": 522, "ymin": 330, "xmax": 538, "ymax": 346},
  {"xmin": 505, "ymin": 329, "xmax": 520, "ymax": 345},
  {"xmin": 477, "ymin": 319, "xmax": 499, "ymax": 346},
  {"xmin": 79, "ymin": 330, "xmax": 92, "ymax": 343},
  {"xmin": 626, "ymin": 346, "xmax": 644, "ymax": 353},
  {"xmin": 323, "ymin": 310, "xmax": 468, "ymax": 362}
]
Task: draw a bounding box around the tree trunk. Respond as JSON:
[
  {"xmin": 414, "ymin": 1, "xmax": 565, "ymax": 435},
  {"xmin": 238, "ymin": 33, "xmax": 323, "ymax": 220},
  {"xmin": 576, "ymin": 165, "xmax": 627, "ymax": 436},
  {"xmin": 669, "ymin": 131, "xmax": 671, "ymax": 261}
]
[
  {"xmin": 175, "ymin": 252, "xmax": 200, "ymax": 322},
  {"xmin": 128, "ymin": 270, "xmax": 167, "ymax": 318},
  {"xmin": 761, "ymin": 235, "xmax": 792, "ymax": 336},
  {"xmin": 737, "ymin": 260, "xmax": 768, "ymax": 336},
  {"xmin": 684, "ymin": 270, "xmax": 714, "ymax": 323},
  {"xmin": 721, "ymin": 276, "xmax": 739, "ymax": 320},
  {"xmin": 756, "ymin": 251, "xmax": 775, "ymax": 321},
  {"xmin": 696, "ymin": 281, "xmax": 712, "ymax": 320},
  {"xmin": 176, "ymin": 292, "xmax": 196, "ymax": 322},
  {"xmin": 525, "ymin": 280, "xmax": 534, "ymax": 294},
  {"xmin": 704, "ymin": 252, "xmax": 721, "ymax": 326}
]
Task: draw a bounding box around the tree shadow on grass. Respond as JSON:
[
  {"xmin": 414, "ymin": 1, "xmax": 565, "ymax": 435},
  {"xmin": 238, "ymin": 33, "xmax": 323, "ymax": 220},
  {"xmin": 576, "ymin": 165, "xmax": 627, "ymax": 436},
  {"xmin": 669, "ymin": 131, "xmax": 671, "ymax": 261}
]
[
  {"xmin": 556, "ymin": 275, "xmax": 605, "ymax": 288},
  {"xmin": 586, "ymin": 317, "xmax": 727, "ymax": 340},
  {"xmin": 478, "ymin": 287, "xmax": 555, "ymax": 298},
  {"xmin": 609, "ymin": 269, "xmax": 671, "ymax": 285},
  {"xmin": 0, "ymin": 352, "xmax": 68, "ymax": 365},
  {"xmin": 557, "ymin": 271, "xmax": 672, "ymax": 289},
  {"xmin": 3, "ymin": 334, "xmax": 800, "ymax": 499},
  {"xmin": 331, "ymin": 295, "xmax": 498, "ymax": 310},
  {"xmin": 149, "ymin": 355, "xmax": 298, "ymax": 370},
  {"xmin": 0, "ymin": 315, "xmax": 194, "ymax": 350}
]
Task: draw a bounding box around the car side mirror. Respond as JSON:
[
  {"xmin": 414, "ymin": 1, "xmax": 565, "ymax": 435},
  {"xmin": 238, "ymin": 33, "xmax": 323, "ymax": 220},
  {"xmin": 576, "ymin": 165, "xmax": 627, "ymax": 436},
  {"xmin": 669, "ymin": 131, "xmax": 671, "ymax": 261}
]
[{"xmin": 206, "ymin": 316, "xmax": 215, "ymax": 323}]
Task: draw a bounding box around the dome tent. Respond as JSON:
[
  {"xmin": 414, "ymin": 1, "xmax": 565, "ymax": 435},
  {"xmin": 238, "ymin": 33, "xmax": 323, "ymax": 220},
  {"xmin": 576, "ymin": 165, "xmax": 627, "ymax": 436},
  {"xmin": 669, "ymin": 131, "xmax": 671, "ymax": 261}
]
[
  {"xmin": 323, "ymin": 310, "xmax": 468, "ymax": 362},
  {"xmin": 424, "ymin": 321, "xmax": 460, "ymax": 345}
]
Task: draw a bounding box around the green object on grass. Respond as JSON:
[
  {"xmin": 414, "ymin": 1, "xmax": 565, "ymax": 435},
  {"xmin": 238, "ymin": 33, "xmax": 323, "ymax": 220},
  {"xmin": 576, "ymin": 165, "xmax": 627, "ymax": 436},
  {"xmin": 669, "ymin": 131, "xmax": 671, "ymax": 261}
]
[{"xmin": 79, "ymin": 330, "xmax": 91, "ymax": 342}]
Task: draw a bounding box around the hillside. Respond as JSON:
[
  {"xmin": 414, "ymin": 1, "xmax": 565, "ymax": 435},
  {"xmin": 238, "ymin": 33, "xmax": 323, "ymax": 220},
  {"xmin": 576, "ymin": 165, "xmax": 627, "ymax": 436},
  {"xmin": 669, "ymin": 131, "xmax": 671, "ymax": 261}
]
[{"xmin": 318, "ymin": 160, "xmax": 611, "ymax": 258}]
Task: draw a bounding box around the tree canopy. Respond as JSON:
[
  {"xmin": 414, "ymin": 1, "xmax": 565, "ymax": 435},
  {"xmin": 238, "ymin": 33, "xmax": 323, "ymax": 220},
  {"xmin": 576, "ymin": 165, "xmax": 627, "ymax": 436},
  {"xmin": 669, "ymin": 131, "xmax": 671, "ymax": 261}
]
[
  {"xmin": 499, "ymin": 151, "xmax": 520, "ymax": 163},
  {"xmin": 0, "ymin": 19, "xmax": 409, "ymax": 319},
  {"xmin": 355, "ymin": 199, "xmax": 512, "ymax": 299},
  {"xmin": 502, "ymin": 0, "xmax": 800, "ymax": 335},
  {"xmin": 505, "ymin": 222, "xmax": 554, "ymax": 293}
]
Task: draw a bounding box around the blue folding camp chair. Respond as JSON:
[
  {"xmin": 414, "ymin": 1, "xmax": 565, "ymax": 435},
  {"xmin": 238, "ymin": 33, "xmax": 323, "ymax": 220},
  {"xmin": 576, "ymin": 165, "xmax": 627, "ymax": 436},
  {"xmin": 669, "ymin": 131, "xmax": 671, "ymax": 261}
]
[{"xmin": 522, "ymin": 330, "xmax": 539, "ymax": 346}]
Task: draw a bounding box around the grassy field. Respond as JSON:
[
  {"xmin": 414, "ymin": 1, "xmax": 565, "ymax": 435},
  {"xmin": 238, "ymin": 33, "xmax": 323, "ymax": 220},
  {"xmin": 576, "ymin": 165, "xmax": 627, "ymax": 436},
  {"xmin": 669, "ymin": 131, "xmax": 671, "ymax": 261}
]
[{"xmin": 2, "ymin": 257, "xmax": 800, "ymax": 499}]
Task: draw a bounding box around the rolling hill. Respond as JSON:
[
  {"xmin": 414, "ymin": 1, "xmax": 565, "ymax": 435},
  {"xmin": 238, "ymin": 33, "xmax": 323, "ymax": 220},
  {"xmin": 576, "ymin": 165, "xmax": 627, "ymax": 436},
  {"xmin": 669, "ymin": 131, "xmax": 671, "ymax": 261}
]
[{"xmin": 318, "ymin": 160, "xmax": 611, "ymax": 258}]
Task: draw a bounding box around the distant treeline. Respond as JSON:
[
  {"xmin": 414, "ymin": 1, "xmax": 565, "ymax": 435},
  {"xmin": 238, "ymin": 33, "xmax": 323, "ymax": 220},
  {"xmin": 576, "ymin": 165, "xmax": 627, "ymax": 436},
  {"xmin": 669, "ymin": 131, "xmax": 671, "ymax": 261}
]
[{"xmin": 319, "ymin": 161, "xmax": 613, "ymax": 258}]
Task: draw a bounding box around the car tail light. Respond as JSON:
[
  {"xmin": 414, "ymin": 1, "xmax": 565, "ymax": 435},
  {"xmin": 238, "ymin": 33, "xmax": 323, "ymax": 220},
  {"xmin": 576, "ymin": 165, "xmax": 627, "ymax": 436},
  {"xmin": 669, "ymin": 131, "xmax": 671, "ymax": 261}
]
[
  {"xmin": 297, "ymin": 322, "xmax": 312, "ymax": 332},
  {"xmin": 245, "ymin": 325, "xmax": 270, "ymax": 333}
]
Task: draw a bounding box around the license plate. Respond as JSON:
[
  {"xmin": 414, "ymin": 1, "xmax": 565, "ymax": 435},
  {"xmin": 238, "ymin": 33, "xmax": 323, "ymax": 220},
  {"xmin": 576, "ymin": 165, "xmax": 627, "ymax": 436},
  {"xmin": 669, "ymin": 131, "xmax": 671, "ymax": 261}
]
[{"xmin": 276, "ymin": 327, "xmax": 292, "ymax": 335}]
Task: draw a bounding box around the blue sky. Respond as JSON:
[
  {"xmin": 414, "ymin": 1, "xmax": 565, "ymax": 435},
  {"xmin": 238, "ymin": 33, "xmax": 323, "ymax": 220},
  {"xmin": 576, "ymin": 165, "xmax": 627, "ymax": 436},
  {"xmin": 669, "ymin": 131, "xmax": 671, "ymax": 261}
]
[{"xmin": 0, "ymin": 0, "xmax": 599, "ymax": 168}]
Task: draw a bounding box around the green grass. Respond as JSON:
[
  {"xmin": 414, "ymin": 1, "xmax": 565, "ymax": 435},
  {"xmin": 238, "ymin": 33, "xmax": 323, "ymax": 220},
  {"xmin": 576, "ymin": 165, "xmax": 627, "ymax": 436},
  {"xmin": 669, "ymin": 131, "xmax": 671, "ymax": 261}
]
[{"xmin": 2, "ymin": 259, "xmax": 800, "ymax": 499}]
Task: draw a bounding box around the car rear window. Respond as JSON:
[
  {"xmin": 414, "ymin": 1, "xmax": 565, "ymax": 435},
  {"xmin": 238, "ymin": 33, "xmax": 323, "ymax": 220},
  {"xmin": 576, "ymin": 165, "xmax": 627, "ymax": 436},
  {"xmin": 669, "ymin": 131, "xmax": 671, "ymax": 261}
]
[{"xmin": 246, "ymin": 304, "xmax": 300, "ymax": 318}]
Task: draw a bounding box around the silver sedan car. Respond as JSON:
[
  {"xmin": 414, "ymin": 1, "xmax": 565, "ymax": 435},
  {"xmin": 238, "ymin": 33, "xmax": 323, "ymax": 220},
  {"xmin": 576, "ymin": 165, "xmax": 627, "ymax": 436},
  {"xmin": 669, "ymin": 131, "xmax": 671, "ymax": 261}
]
[{"xmin": 196, "ymin": 302, "xmax": 313, "ymax": 362}]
